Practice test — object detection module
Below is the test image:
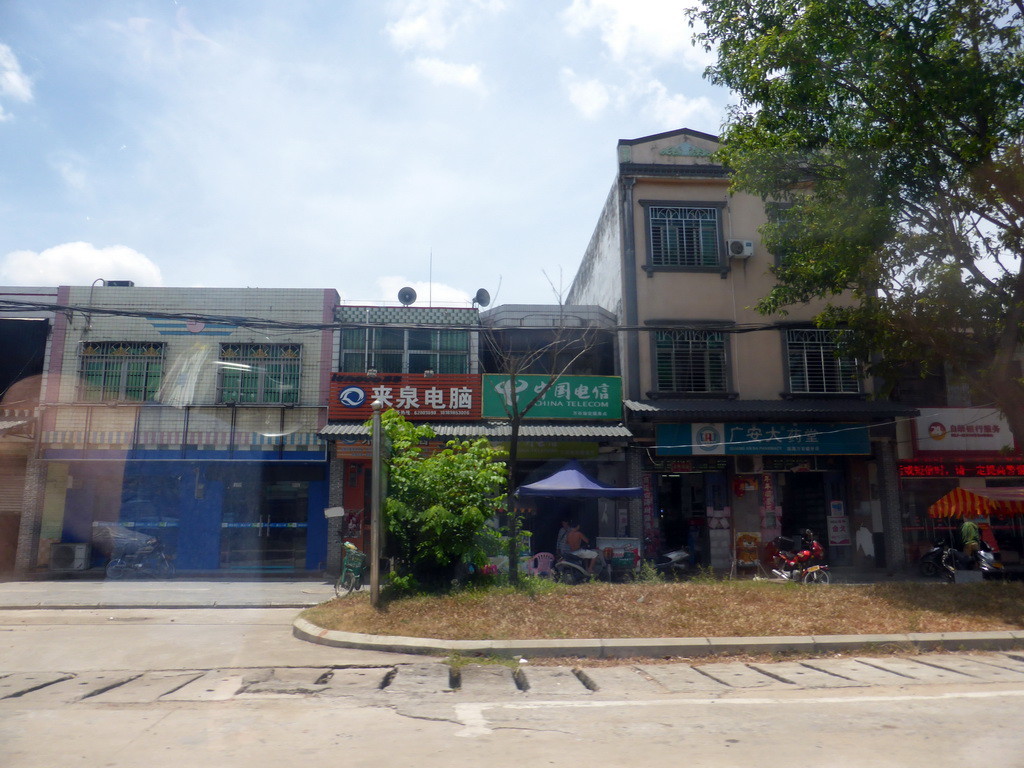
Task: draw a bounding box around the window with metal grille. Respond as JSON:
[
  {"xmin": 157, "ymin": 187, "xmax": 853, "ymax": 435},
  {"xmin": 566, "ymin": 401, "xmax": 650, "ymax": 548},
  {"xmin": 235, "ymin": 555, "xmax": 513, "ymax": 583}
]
[
  {"xmin": 218, "ymin": 343, "xmax": 301, "ymax": 404},
  {"xmin": 78, "ymin": 342, "xmax": 165, "ymax": 402},
  {"xmin": 655, "ymin": 330, "xmax": 727, "ymax": 393},
  {"xmin": 786, "ymin": 329, "xmax": 860, "ymax": 394},
  {"xmin": 649, "ymin": 206, "xmax": 721, "ymax": 267},
  {"xmin": 340, "ymin": 328, "xmax": 469, "ymax": 374}
]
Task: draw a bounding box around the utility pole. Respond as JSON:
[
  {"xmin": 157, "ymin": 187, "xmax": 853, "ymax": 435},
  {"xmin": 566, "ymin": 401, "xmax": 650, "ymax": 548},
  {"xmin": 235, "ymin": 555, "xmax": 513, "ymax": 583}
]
[{"xmin": 370, "ymin": 398, "xmax": 383, "ymax": 608}]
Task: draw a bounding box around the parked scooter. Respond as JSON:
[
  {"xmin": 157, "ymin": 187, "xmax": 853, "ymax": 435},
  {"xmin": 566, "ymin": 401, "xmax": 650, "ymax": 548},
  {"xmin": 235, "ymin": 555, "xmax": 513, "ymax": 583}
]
[
  {"xmin": 938, "ymin": 538, "xmax": 1003, "ymax": 581},
  {"xmin": 919, "ymin": 538, "xmax": 950, "ymax": 578},
  {"xmin": 552, "ymin": 552, "xmax": 607, "ymax": 584},
  {"xmin": 652, "ymin": 545, "xmax": 692, "ymax": 579}
]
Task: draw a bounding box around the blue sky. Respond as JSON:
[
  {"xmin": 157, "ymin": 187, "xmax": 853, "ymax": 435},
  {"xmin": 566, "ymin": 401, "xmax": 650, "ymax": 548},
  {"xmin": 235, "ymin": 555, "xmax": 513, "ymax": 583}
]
[{"xmin": 0, "ymin": 1, "xmax": 729, "ymax": 306}]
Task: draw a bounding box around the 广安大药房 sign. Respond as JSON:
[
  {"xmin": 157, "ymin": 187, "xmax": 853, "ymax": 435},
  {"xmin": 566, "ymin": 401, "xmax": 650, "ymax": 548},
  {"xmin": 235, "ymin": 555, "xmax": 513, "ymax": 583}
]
[
  {"xmin": 656, "ymin": 422, "xmax": 871, "ymax": 456},
  {"xmin": 481, "ymin": 374, "xmax": 622, "ymax": 420}
]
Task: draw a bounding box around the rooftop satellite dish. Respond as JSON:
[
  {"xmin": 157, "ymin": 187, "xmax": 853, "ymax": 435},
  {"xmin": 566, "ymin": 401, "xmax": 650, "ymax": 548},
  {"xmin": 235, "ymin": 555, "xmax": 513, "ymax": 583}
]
[
  {"xmin": 473, "ymin": 288, "xmax": 491, "ymax": 308},
  {"xmin": 397, "ymin": 287, "xmax": 417, "ymax": 306}
]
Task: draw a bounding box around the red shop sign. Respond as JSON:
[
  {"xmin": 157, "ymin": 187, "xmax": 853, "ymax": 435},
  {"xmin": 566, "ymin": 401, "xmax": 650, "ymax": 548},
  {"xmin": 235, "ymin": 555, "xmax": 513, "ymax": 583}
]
[{"xmin": 329, "ymin": 373, "xmax": 480, "ymax": 422}]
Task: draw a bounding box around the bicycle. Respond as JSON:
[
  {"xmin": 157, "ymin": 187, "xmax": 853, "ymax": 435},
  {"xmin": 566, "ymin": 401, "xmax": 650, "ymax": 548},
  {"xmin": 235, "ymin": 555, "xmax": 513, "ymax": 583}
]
[{"xmin": 334, "ymin": 542, "xmax": 367, "ymax": 597}]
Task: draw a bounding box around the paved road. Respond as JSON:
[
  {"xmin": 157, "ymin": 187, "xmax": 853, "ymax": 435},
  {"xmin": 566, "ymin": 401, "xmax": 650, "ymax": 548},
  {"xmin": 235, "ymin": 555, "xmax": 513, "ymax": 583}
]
[
  {"xmin": 5, "ymin": 642, "xmax": 1024, "ymax": 703},
  {"xmin": 3, "ymin": 599, "xmax": 1024, "ymax": 767}
]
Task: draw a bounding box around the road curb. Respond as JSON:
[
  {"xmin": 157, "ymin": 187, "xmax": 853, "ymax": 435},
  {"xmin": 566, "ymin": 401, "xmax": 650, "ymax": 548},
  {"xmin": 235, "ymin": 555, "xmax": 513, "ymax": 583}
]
[{"xmin": 292, "ymin": 618, "xmax": 1024, "ymax": 659}]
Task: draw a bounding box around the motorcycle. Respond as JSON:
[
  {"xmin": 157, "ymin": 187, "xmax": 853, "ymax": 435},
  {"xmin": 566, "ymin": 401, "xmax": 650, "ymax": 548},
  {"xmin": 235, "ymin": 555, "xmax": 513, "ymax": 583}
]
[
  {"xmin": 768, "ymin": 531, "xmax": 830, "ymax": 584},
  {"xmin": 552, "ymin": 551, "xmax": 607, "ymax": 584},
  {"xmin": 919, "ymin": 538, "xmax": 950, "ymax": 578},
  {"xmin": 95, "ymin": 525, "xmax": 175, "ymax": 580},
  {"xmin": 652, "ymin": 545, "xmax": 692, "ymax": 579},
  {"xmin": 938, "ymin": 538, "xmax": 1003, "ymax": 582}
]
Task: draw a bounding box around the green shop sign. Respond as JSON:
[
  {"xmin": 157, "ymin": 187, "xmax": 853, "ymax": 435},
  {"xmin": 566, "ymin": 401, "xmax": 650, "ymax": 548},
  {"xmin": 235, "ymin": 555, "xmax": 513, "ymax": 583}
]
[{"xmin": 482, "ymin": 374, "xmax": 622, "ymax": 420}]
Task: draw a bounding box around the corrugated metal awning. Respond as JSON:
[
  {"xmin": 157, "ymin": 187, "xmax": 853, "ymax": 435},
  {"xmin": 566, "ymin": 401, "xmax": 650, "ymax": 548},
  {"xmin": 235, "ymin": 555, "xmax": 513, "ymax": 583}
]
[{"xmin": 320, "ymin": 421, "xmax": 632, "ymax": 440}]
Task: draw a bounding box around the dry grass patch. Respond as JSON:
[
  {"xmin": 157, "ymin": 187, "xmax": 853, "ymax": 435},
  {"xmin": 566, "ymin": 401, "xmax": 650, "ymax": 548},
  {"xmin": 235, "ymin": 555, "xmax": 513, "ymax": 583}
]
[{"xmin": 301, "ymin": 580, "xmax": 1024, "ymax": 641}]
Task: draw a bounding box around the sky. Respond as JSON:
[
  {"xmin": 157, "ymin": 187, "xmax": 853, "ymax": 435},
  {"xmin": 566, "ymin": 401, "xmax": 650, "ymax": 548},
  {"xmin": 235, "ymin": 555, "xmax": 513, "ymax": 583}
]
[{"xmin": 0, "ymin": 1, "xmax": 730, "ymax": 307}]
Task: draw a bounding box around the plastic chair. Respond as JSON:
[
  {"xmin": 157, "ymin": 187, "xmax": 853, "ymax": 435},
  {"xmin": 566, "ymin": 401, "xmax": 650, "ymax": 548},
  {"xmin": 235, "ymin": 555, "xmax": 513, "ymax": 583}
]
[{"xmin": 527, "ymin": 552, "xmax": 555, "ymax": 577}]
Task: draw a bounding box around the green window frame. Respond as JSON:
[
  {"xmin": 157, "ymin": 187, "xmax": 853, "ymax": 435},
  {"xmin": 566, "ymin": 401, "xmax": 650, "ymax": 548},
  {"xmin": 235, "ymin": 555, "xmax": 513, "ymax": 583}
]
[
  {"xmin": 340, "ymin": 328, "xmax": 469, "ymax": 374},
  {"xmin": 218, "ymin": 343, "xmax": 302, "ymax": 404},
  {"xmin": 78, "ymin": 342, "xmax": 165, "ymax": 402}
]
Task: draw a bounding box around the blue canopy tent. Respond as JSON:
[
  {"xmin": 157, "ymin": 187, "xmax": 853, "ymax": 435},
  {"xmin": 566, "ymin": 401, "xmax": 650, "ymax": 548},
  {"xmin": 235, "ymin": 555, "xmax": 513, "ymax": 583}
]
[{"xmin": 515, "ymin": 460, "xmax": 642, "ymax": 498}]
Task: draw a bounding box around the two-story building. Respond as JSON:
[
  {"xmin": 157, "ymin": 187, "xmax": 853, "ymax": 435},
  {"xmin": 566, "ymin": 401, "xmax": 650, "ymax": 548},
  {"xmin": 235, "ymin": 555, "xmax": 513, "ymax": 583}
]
[
  {"xmin": 15, "ymin": 284, "xmax": 338, "ymax": 575},
  {"xmin": 319, "ymin": 301, "xmax": 633, "ymax": 567},
  {"xmin": 567, "ymin": 128, "xmax": 917, "ymax": 572}
]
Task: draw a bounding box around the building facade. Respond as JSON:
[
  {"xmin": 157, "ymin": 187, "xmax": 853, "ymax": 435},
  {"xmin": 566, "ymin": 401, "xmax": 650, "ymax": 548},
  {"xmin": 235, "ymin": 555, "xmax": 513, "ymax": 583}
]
[
  {"xmin": 567, "ymin": 128, "xmax": 916, "ymax": 572},
  {"xmin": 14, "ymin": 284, "xmax": 338, "ymax": 575},
  {"xmin": 319, "ymin": 301, "xmax": 634, "ymax": 569},
  {"xmin": 894, "ymin": 365, "xmax": 1024, "ymax": 566}
]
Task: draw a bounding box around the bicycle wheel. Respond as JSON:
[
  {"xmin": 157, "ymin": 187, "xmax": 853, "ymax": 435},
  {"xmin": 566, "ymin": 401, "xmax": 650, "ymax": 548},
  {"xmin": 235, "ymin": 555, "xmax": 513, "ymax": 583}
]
[
  {"xmin": 105, "ymin": 559, "xmax": 128, "ymax": 580},
  {"xmin": 153, "ymin": 556, "xmax": 175, "ymax": 580},
  {"xmin": 341, "ymin": 570, "xmax": 358, "ymax": 595},
  {"xmin": 803, "ymin": 568, "xmax": 830, "ymax": 585}
]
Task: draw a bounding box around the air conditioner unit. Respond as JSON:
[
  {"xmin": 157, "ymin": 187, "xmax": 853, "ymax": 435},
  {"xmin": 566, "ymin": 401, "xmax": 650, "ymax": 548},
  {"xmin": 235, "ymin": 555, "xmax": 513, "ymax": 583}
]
[
  {"xmin": 735, "ymin": 455, "xmax": 764, "ymax": 474},
  {"xmin": 728, "ymin": 239, "xmax": 754, "ymax": 259},
  {"xmin": 49, "ymin": 543, "xmax": 91, "ymax": 572}
]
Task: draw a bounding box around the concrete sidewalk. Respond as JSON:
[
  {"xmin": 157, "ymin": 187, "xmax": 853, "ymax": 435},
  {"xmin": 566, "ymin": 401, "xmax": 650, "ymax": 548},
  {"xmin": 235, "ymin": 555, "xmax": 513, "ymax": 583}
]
[
  {"xmin": 0, "ymin": 578, "xmax": 337, "ymax": 609},
  {"xmin": 4, "ymin": 576, "xmax": 1022, "ymax": 660}
]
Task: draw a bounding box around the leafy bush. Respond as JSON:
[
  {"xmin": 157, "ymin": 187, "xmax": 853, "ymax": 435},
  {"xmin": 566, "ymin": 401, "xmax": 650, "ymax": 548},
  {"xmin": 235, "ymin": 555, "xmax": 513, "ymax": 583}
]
[{"xmin": 377, "ymin": 410, "xmax": 507, "ymax": 589}]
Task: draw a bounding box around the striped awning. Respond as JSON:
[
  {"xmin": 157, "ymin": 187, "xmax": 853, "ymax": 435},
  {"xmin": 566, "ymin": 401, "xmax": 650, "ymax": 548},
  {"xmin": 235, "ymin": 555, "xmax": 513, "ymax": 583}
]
[{"xmin": 928, "ymin": 487, "xmax": 1024, "ymax": 519}]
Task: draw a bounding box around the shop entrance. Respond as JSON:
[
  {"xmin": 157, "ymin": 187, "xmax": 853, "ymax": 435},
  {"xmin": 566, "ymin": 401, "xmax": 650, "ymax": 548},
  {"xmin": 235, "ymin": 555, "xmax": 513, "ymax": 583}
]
[
  {"xmin": 220, "ymin": 480, "xmax": 309, "ymax": 571},
  {"xmin": 655, "ymin": 473, "xmax": 707, "ymax": 564}
]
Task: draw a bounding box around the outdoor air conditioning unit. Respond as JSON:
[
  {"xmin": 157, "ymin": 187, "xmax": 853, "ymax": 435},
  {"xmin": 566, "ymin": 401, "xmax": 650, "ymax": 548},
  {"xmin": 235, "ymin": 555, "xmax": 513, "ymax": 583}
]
[
  {"xmin": 49, "ymin": 543, "xmax": 91, "ymax": 572},
  {"xmin": 728, "ymin": 239, "xmax": 754, "ymax": 259},
  {"xmin": 735, "ymin": 455, "xmax": 764, "ymax": 474}
]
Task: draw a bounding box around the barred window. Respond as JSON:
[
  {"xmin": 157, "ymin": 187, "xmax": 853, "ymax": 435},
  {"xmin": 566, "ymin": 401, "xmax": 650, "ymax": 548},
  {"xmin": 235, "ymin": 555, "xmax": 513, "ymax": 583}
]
[
  {"xmin": 655, "ymin": 330, "xmax": 727, "ymax": 393},
  {"xmin": 786, "ymin": 329, "xmax": 860, "ymax": 394},
  {"xmin": 340, "ymin": 328, "xmax": 469, "ymax": 374},
  {"xmin": 78, "ymin": 342, "xmax": 165, "ymax": 402},
  {"xmin": 649, "ymin": 206, "xmax": 721, "ymax": 267},
  {"xmin": 218, "ymin": 343, "xmax": 301, "ymax": 404}
]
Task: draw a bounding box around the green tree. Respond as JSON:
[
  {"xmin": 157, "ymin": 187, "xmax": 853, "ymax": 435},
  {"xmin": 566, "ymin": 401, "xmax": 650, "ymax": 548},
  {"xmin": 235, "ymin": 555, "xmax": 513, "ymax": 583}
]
[
  {"xmin": 693, "ymin": 0, "xmax": 1024, "ymax": 448},
  {"xmin": 378, "ymin": 409, "xmax": 506, "ymax": 588}
]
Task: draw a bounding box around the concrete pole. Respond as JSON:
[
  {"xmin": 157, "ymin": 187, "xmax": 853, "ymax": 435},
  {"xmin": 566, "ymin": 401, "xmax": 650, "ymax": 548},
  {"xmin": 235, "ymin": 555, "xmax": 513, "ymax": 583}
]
[{"xmin": 370, "ymin": 399, "xmax": 383, "ymax": 609}]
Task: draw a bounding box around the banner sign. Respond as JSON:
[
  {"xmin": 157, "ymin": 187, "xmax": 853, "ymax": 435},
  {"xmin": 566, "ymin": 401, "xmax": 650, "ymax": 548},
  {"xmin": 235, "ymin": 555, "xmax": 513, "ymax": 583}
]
[
  {"xmin": 481, "ymin": 374, "xmax": 622, "ymax": 420},
  {"xmin": 656, "ymin": 422, "xmax": 871, "ymax": 456},
  {"xmin": 913, "ymin": 408, "xmax": 1014, "ymax": 454},
  {"xmin": 329, "ymin": 373, "xmax": 479, "ymax": 421},
  {"xmin": 899, "ymin": 461, "xmax": 1024, "ymax": 479}
]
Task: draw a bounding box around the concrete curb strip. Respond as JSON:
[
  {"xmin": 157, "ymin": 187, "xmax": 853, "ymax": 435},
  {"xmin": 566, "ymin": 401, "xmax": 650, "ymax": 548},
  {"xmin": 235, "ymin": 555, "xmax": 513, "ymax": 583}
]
[{"xmin": 292, "ymin": 617, "xmax": 1024, "ymax": 659}]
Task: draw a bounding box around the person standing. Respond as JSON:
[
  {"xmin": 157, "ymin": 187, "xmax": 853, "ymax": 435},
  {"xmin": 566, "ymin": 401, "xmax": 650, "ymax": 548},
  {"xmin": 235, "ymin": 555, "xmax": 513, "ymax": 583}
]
[{"xmin": 961, "ymin": 518, "xmax": 981, "ymax": 560}]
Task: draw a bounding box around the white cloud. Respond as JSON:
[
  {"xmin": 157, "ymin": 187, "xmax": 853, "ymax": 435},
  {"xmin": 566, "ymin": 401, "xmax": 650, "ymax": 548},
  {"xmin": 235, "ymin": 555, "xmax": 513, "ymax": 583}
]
[
  {"xmin": 0, "ymin": 44, "xmax": 32, "ymax": 121},
  {"xmin": 560, "ymin": 68, "xmax": 611, "ymax": 120},
  {"xmin": 375, "ymin": 276, "xmax": 472, "ymax": 306},
  {"xmin": 49, "ymin": 153, "xmax": 91, "ymax": 194},
  {"xmin": 0, "ymin": 243, "xmax": 163, "ymax": 287},
  {"xmin": 640, "ymin": 78, "xmax": 717, "ymax": 127},
  {"xmin": 386, "ymin": 0, "xmax": 507, "ymax": 52},
  {"xmin": 387, "ymin": 0, "xmax": 455, "ymax": 51},
  {"xmin": 561, "ymin": 0, "xmax": 712, "ymax": 69},
  {"xmin": 412, "ymin": 57, "xmax": 487, "ymax": 93}
]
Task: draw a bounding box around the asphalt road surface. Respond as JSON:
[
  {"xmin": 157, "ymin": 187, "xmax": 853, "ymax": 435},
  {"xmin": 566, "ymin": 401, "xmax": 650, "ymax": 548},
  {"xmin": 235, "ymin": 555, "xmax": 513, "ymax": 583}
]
[{"xmin": 2, "ymin": 607, "xmax": 1023, "ymax": 767}]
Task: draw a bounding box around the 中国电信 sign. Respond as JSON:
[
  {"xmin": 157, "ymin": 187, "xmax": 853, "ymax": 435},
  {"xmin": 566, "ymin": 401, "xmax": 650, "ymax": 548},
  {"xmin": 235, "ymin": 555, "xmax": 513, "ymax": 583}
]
[{"xmin": 481, "ymin": 374, "xmax": 621, "ymax": 420}]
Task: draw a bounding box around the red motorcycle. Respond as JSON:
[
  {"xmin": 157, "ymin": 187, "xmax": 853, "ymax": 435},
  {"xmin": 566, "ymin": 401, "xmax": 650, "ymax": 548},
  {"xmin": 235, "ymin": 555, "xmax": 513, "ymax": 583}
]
[{"xmin": 767, "ymin": 530, "xmax": 830, "ymax": 584}]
